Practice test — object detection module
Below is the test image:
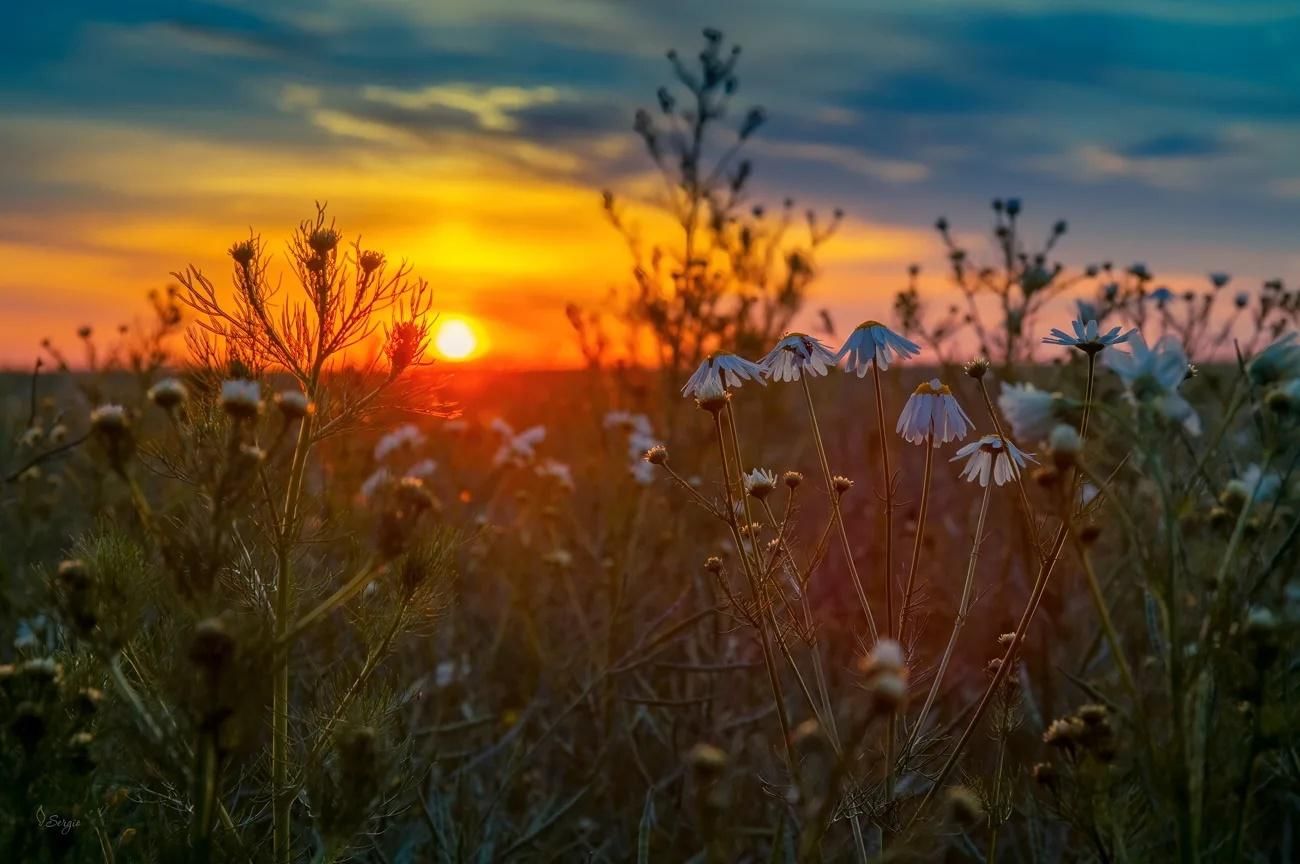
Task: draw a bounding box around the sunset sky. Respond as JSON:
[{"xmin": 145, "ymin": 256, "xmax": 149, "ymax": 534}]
[{"xmin": 3, "ymin": 1, "xmax": 1300, "ymax": 368}]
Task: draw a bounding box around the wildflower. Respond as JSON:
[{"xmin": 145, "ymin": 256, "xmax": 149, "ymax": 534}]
[
  {"xmin": 783, "ymin": 470, "xmax": 803, "ymax": 488},
  {"xmin": 360, "ymin": 468, "xmax": 391, "ymax": 500},
  {"xmin": 535, "ymin": 458, "xmax": 575, "ymax": 492},
  {"xmin": 1149, "ymin": 286, "xmax": 1174, "ymax": 307},
  {"xmin": 997, "ymin": 383, "xmax": 1063, "ymax": 443},
  {"xmin": 1209, "ymin": 272, "xmax": 1231, "ymax": 289},
  {"xmin": 90, "ymin": 405, "xmax": 134, "ymax": 469},
  {"xmin": 385, "ymin": 320, "xmax": 428, "ymax": 375},
  {"xmin": 759, "ymin": 332, "xmax": 837, "ymax": 382},
  {"xmin": 952, "ymin": 435, "xmax": 1036, "ymax": 487},
  {"xmin": 405, "ymin": 459, "xmax": 437, "ymax": 479},
  {"xmin": 963, "ymin": 357, "xmax": 990, "ymax": 380},
  {"xmin": 861, "ymin": 638, "xmax": 907, "ymax": 713},
  {"xmin": 836, "ymin": 321, "xmax": 921, "ymax": 374},
  {"xmin": 1221, "ymin": 464, "xmax": 1281, "ymax": 509},
  {"xmin": 1105, "ymin": 332, "xmax": 1200, "ymax": 435},
  {"xmin": 220, "ymin": 379, "xmax": 261, "ymax": 419},
  {"xmin": 274, "ymin": 389, "xmax": 312, "ymax": 419},
  {"xmin": 644, "ymin": 444, "xmax": 668, "ymax": 465},
  {"xmin": 1042, "ymin": 317, "xmax": 1131, "ymax": 354},
  {"xmin": 945, "ymin": 786, "xmax": 985, "ymax": 829},
  {"xmin": 374, "ymin": 424, "xmax": 425, "ymax": 462},
  {"xmin": 896, "ymin": 378, "xmax": 972, "ymax": 446},
  {"xmin": 682, "ymin": 353, "xmax": 765, "ymax": 399},
  {"xmin": 704, "ymin": 556, "xmax": 723, "ymax": 574},
  {"xmin": 147, "ymin": 378, "xmax": 187, "ymax": 410},
  {"xmin": 358, "ymin": 250, "xmax": 384, "ymax": 274},
  {"xmin": 1042, "ymin": 716, "xmax": 1084, "ymax": 751},
  {"xmin": 691, "ymin": 375, "xmax": 730, "ymax": 412},
  {"xmin": 491, "ymin": 420, "xmax": 546, "ymax": 467},
  {"xmin": 1047, "ymin": 423, "xmax": 1082, "ymax": 468},
  {"xmin": 229, "ymin": 239, "xmax": 257, "ymax": 266},
  {"xmin": 1248, "ymin": 333, "xmax": 1300, "ymax": 387},
  {"xmin": 832, "ymin": 475, "xmax": 854, "ymax": 495},
  {"xmin": 743, "ymin": 467, "xmax": 777, "ymax": 500}
]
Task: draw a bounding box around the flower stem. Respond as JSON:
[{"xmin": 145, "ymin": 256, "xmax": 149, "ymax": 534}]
[
  {"xmin": 907, "ymin": 480, "xmax": 992, "ymax": 749},
  {"xmin": 800, "ymin": 376, "xmax": 878, "ymax": 640},
  {"xmin": 898, "ymin": 437, "xmax": 934, "ymax": 646}
]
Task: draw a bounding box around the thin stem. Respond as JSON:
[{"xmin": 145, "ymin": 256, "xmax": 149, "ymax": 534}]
[
  {"xmin": 870, "ymin": 363, "xmax": 895, "ymax": 637},
  {"xmin": 800, "ymin": 375, "xmax": 878, "ymax": 640},
  {"xmin": 907, "ymin": 481, "xmax": 992, "ymax": 748},
  {"xmin": 899, "ymin": 437, "xmax": 934, "ymax": 647}
]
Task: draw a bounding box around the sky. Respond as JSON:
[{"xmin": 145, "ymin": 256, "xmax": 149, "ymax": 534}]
[{"xmin": 2, "ymin": 0, "xmax": 1300, "ymax": 368}]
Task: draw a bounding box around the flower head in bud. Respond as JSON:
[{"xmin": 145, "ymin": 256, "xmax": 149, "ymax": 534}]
[
  {"xmin": 644, "ymin": 444, "xmax": 668, "ymax": 465},
  {"xmin": 147, "ymin": 378, "xmax": 187, "ymax": 411},
  {"xmin": 220, "ymin": 379, "xmax": 261, "ymax": 419},
  {"xmin": 704, "ymin": 555, "xmax": 723, "ymax": 574},
  {"xmin": 359, "ymin": 250, "xmax": 384, "ymax": 274},
  {"xmin": 832, "ymin": 475, "xmax": 854, "ymax": 495},
  {"xmin": 782, "ymin": 470, "xmax": 803, "ymax": 489},
  {"xmin": 90, "ymin": 405, "xmax": 135, "ymax": 469},
  {"xmin": 385, "ymin": 320, "xmax": 429, "ymax": 376},
  {"xmin": 308, "ymin": 227, "xmax": 342, "ymax": 254},
  {"xmin": 1043, "ymin": 716, "xmax": 1085, "ymax": 751},
  {"xmin": 228, "ymin": 239, "xmax": 257, "ymax": 267}
]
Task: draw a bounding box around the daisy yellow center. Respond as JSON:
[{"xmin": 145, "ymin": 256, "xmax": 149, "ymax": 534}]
[{"xmin": 913, "ymin": 379, "xmax": 951, "ymax": 396}]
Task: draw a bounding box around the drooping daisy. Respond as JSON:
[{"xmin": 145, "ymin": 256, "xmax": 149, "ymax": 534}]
[
  {"xmin": 405, "ymin": 459, "xmax": 437, "ymax": 479},
  {"xmin": 374, "ymin": 423, "xmax": 425, "ymax": 462},
  {"xmin": 1042, "ymin": 317, "xmax": 1131, "ymax": 353},
  {"xmin": 951, "ymin": 434, "xmax": 1036, "ymax": 487},
  {"xmin": 147, "ymin": 378, "xmax": 188, "ymax": 410},
  {"xmin": 760, "ymin": 333, "xmax": 837, "ymax": 382},
  {"xmin": 1104, "ymin": 332, "xmax": 1200, "ymax": 434},
  {"xmin": 896, "ymin": 379, "xmax": 972, "ymax": 446},
  {"xmin": 682, "ymin": 353, "xmax": 765, "ymax": 399},
  {"xmin": 837, "ymin": 321, "xmax": 921, "ymax": 375},
  {"xmin": 1248, "ymin": 332, "xmax": 1300, "ymax": 387},
  {"xmin": 534, "ymin": 458, "xmax": 575, "ymax": 492},
  {"xmin": 998, "ymin": 382, "xmax": 1064, "ymax": 443}
]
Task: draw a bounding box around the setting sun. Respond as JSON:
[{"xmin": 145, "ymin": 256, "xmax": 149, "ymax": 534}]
[{"xmin": 434, "ymin": 318, "xmax": 479, "ymax": 361}]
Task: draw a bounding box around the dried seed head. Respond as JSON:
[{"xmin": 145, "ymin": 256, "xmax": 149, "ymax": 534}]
[
  {"xmin": 1208, "ymin": 506, "xmax": 1234, "ymax": 531},
  {"xmin": 832, "ymin": 475, "xmax": 854, "ymax": 495},
  {"xmin": 782, "ymin": 470, "xmax": 803, "ymax": 489},
  {"xmin": 1077, "ymin": 703, "xmax": 1109, "ymax": 725},
  {"xmin": 308, "ymin": 227, "xmax": 342, "ymax": 254},
  {"xmin": 997, "ymin": 631, "xmax": 1018, "ymax": 646},
  {"xmin": 644, "ymin": 444, "xmax": 668, "ymax": 465},
  {"xmin": 704, "ymin": 555, "xmax": 723, "ymax": 574},
  {"xmin": 359, "ymin": 250, "xmax": 384, "ymax": 273},
  {"xmin": 229, "ymin": 240, "xmax": 257, "ymax": 266},
  {"xmin": 964, "ymin": 357, "xmax": 990, "ymax": 380},
  {"xmin": 74, "ymin": 687, "xmax": 104, "ymax": 716},
  {"xmin": 386, "ymin": 320, "xmax": 427, "ymax": 376},
  {"xmin": 147, "ymin": 378, "xmax": 188, "ymax": 411},
  {"xmin": 1043, "ymin": 716, "xmax": 1085, "ymax": 751}
]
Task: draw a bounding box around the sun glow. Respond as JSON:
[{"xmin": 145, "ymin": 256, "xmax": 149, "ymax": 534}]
[{"xmin": 435, "ymin": 318, "xmax": 479, "ymax": 361}]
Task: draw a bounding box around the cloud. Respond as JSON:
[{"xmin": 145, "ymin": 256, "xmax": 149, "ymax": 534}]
[{"xmin": 755, "ymin": 141, "xmax": 929, "ymax": 184}]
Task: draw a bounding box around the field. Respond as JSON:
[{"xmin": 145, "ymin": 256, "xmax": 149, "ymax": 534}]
[{"xmin": 3, "ymin": 17, "xmax": 1300, "ymax": 864}]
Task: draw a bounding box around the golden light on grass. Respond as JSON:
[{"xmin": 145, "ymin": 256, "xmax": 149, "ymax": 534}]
[{"xmin": 434, "ymin": 317, "xmax": 479, "ymax": 361}]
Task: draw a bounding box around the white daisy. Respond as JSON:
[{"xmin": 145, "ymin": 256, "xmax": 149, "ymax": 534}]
[
  {"xmin": 743, "ymin": 467, "xmax": 778, "ymax": 499},
  {"xmin": 1105, "ymin": 332, "xmax": 1200, "ymax": 435},
  {"xmin": 491, "ymin": 421, "xmax": 547, "ymax": 468},
  {"xmin": 374, "ymin": 423, "xmax": 425, "ymax": 462},
  {"xmin": 997, "ymin": 382, "xmax": 1063, "ymax": 443},
  {"xmin": 760, "ymin": 333, "xmax": 837, "ymax": 382},
  {"xmin": 682, "ymin": 353, "xmax": 765, "ymax": 399},
  {"xmin": 89, "ymin": 404, "xmax": 128, "ymax": 432},
  {"xmin": 951, "ymin": 434, "xmax": 1036, "ymax": 487},
  {"xmin": 360, "ymin": 467, "xmax": 391, "ymax": 500},
  {"xmin": 896, "ymin": 379, "xmax": 972, "ymax": 446},
  {"xmin": 1042, "ymin": 317, "xmax": 1131, "ymax": 353},
  {"xmin": 405, "ymin": 459, "xmax": 437, "ymax": 479},
  {"xmin": 535, "ymin": 458, "xmax": 575, "ymax": 492},
  {"xmin": 836, "ymin": 321, "xmax": 921, "ymax": 375}
]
